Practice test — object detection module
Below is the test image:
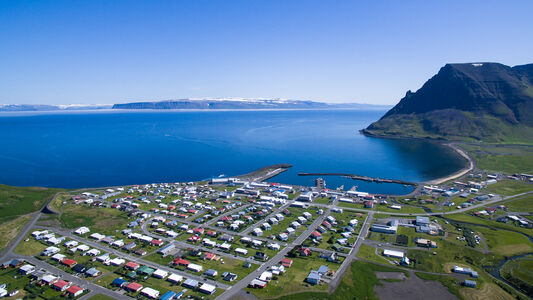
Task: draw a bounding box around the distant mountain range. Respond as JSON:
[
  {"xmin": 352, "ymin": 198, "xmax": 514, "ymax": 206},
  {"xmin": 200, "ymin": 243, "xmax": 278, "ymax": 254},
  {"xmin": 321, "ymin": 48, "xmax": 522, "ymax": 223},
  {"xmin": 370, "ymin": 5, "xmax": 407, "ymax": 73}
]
[
  {"xmin": 363, "ymin": 62, "xmax": 533, "ymax": 143},
  {"xmin": 112, "ymin": 98, "xmax": 390, "ymax": 110},
  {"xmin": 0, "ymin": 104, "xmax": 112, "ymax": 111},
  {"xmin": 1, "ymin": 99, "xmax": 391, "ymax": 111}
]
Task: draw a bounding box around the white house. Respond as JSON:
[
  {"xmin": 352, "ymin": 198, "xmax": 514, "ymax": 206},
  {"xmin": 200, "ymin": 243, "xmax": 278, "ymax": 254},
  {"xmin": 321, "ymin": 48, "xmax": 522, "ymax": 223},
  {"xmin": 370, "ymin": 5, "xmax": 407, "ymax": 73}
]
[
  {"xmin": 187, "ymin": 264, "xmax": 203, "ymax": 272},
  {"xmin": 235, "ymin": 248, "xmax": 248, "ymax": 255},
  {"xmin": 153, "ymin": 269, "xmax": 168, "ymax": 279},
  {"xmin": 74, "ymin": 227, "xmax": 90, "ymax": 235},
  {"xmin": 167, "ymin": 273, "xmax": 183, "ymax": 284},
  {"xmin": 141, "ymin": 287, "xmax": 160, "ymax": 299},
  {"xmin": 199, "ymin": 283, "xmax": 216, "ymax": 295},
  {"xmin": 64, "ymin": 240, "xmax": 78, "ymax": 248}
]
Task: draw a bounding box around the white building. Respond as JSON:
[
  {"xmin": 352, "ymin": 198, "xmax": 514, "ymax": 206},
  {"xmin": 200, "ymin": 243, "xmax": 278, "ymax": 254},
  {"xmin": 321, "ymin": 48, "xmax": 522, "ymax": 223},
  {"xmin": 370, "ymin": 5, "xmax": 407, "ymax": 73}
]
[
  {"xmin": 383, "ymin": 249, "xmax": 404, "ymax": 259},
  {"xmin": 153, "ymin": 269, "xmax": 168, "ymax": 279},
  {"xmin": 187, "ymin": 263, "xmax": 203, "ymax": 272},
  {"xmin": 74, "ymin": 227, "xmax": 90, "ymax": 235},
  {"xmin": 167, "ymin": 273, "xmax": 183, "ymax": 284},
  {"xmin": 141, "ymin": 287, "xmax": 160, "ymax": 299}
]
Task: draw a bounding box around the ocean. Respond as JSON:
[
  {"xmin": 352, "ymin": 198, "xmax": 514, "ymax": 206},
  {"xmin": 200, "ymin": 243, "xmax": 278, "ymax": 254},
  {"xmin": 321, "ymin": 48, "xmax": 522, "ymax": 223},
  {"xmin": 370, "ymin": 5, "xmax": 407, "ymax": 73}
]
[{"xmin": 0, "ymin": 109, "xmax": 466, "ymax": 194}]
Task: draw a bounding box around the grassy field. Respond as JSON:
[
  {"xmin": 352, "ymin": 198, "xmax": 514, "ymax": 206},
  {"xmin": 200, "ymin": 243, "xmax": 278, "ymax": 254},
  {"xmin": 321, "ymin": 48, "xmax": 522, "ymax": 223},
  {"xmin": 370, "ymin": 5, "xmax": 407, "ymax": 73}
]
[
  {"xmin": 178, "ymin": 252, "xmax": 258, "ymax": 284},
  {"xmin": 459, "ymin": 144, "xmax": 533, "ymax": 174},
  {"xmin": 486, "ymin": 180, "xmax": 533, "ymax": 196},
  {"xmin": 0, "ymin": 267, "xmax": 64, "ymax": 299},
  {"xmin": 13, "ymin": 233, "xmax": 48, "ymax": 256},
  {"xmin": 443, "ymin": 213, "xmax": 533, "ymax": 236},
  {"xmin": 356, "ymin": 243, "xmax": 391, "ymax": 265},
  {"xmin": 0, "ymin": 184, "xmax": 62, "ymax": 224},
  {"xmin": 60, "ymin": 204, "xmax": 131, "ymax": 236},
  {"xmin": 314, "ymin": 197, "xmax": 332, "ymax": 204},
  {"xmin": 396, "ymin": 226, "xmax": 443, "ymax": 248},
  {"xmin": 144, "ymin": 252, "xmax": 175, "ymax": 266},
  {"xmin": 502, "ymin": 194, "xmax": 533, "ymax": 212},
  {"xmin": 500, "ymin": 256, "xmax": 533, "ymax": 296},
  {"xmin": 48, "ymin": 191, "xmax": 73, "ymax": 212},
  {"xmin": 473, "ymin": 226, "xmax": 532, "ymax": 256},
  {"xmin": 459, "ymin": 282, "xmax": 514, "ymax": 300},
  {"xmin": 248, "ymin": 252, "xmax": 340, "ymax": 299},
  {"xmin": 367, "ymin": 231, "xmax": 394, "ymax": 244},
  {"xmin": 0, "ymin": 214, "xmax": 31, "ymax": 251},
  {"xmin": 407, "ymin": 238, "xmax": 501, "ymax": 273}
]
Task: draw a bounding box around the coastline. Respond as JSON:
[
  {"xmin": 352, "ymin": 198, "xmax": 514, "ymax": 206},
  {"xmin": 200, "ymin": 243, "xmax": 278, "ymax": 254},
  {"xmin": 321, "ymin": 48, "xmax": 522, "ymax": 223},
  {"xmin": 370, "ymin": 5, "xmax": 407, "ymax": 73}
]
[
  {"xmin": 425, "ymin": 143, "xmax": 474, "ymax": 185},
  {"xmin": 360, "ymin": 130, "xmax": 475, "ymax": 185}
]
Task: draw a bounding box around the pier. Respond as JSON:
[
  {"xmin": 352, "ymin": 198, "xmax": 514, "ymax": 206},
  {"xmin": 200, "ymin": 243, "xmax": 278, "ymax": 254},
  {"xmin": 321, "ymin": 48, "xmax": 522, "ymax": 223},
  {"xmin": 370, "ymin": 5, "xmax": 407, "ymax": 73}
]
[
  {"xmin": 297, "ymin": 172, "xmax": 417, "ymax": 186},
  {"xmin": 237, "ymin": 163, "xmax": 292, "ymax": 182}
]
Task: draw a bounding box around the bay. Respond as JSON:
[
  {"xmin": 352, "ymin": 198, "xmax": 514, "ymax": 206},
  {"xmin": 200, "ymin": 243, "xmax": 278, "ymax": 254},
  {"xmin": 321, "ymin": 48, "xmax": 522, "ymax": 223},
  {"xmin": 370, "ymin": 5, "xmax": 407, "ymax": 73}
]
[{"xmin": 0, "ymin": 109, "xmax": 466, "ymax": 194}]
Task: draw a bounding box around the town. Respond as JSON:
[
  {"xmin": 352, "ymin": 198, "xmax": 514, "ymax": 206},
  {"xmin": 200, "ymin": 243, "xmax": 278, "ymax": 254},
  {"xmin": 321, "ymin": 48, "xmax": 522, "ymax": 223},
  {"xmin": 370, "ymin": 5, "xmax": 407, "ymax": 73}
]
[{"xmin": 1, "ymin": 166, "xmax": 532, "ymax": 300}]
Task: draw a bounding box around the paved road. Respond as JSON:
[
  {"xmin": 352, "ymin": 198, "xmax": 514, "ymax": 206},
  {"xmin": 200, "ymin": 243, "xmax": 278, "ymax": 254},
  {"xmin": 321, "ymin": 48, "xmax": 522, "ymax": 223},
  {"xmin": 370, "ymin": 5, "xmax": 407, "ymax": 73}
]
[
  {"xmin": 2, "ymin": 253, "xmax": 132, "ymax": 300},
  {"xmin": 216, "ymin": 209, "xmax": 332, "ymax": 300},
  {"xmin": 3, "ymin": 183, "xmax": 532, "ymax": 299},
  {"xmin": 140, "ymin": 222, "xmax": 260, "ymax": 264},
  {"xmin": 101, "ymin": 198, "xmax": 288, "ymax": 246},
  {"xmin": 241, "ymin": 201, "xmax": 293, "ymax": 235},
  {"xmin": 0, "ymin": 202, "xmax": 132, "ymax": 299},
  {"xmin": 309, "ymin": 190, "xmax": 533, "ymax": 216},
  {"xmin": 327, "ymin": 211, "xmax": 374, "ymax": 291},
  {"xmin": 0, "ymin": 211, "xmax": 42, "ymax": 259},
  {"xmin": 205, "ymin": 204, "xmax": 252, "ymax": 226},
  {"xmin": 34, "ymin": 225, "xmax": 230, "ymax": 289}
]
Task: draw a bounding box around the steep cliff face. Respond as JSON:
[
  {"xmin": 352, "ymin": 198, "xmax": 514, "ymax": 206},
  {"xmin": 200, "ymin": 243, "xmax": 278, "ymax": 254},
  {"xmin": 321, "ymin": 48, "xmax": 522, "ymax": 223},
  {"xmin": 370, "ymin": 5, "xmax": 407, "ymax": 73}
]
[{"xmin": 364, "ymin": 63, "xmax": 533, "ymax": 142}]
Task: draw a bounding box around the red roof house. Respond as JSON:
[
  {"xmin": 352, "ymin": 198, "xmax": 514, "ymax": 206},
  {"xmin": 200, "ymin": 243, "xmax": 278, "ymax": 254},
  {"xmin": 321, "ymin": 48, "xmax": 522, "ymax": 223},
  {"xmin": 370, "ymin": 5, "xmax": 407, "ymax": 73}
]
[
  {"xmin": 280, "ymin": 258, "xmax": 293, "ymax": 268},
  {"xmin": 126, "ymin": 282, "xmax": 143, "ymax": 292},
  {"xmin": 188, "ymin": 235, "xmax": 200, "ymax": 243},
  {"xmin": 151, "ymin": 239, "xmax": 164, "ymax": 246},
  {"xmin": 203, "ymin": 252, "xmax": 217, "ymax": 261},
  {"xmin": 298, "ymin": 247, "xmax": 312, "ymax": 257},
  {"xmin": 124, "ymin": 261, "xmax": 140, "ymax": 270},
  {"xmin": 364, "ymin": 201, "xmax": 374, "ymax": 208},
  {"xmin": 193, "ymin": 228, "xmax": 205, "ymax": 235},
  {"xmin": 66, "ymin": 285, "xmax": 84, "ymax": 297},
  {"xmin": 173, "ymin": 258, "xmax": 190, "ymax": 267},
  {"xmin": 61, "ymin": 259, "xmax": 77, "ymax": 267},
  {"xmin": 53, "ymin": 280, "xmax": 70, "ymax": 291},
  {"xmin": 311, "ymin": 231, "xmax": 322, "ymax": 239}
]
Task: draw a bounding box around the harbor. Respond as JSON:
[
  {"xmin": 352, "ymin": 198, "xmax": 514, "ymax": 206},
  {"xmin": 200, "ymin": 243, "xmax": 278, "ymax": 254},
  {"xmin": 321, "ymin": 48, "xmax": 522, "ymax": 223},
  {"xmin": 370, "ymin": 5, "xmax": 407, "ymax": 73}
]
[{"xmin": 297, "ymin": 172, "xmax": 417, "ymax": 186}]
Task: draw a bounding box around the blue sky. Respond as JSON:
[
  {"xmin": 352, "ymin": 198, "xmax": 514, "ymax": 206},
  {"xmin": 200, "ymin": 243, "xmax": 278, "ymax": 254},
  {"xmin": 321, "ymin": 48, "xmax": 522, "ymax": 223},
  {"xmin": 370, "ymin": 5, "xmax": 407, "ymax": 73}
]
[{"xmin": 1, "ymin": 1, "xmax": 532, "ymax": 105}]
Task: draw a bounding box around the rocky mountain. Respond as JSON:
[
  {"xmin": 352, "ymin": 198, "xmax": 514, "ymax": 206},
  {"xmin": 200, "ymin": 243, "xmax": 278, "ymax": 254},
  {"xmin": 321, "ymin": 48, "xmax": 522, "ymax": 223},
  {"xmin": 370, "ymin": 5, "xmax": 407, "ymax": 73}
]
[{"xmin": 363, "ymin": 63, "xmax": 533, "ymax": 142}]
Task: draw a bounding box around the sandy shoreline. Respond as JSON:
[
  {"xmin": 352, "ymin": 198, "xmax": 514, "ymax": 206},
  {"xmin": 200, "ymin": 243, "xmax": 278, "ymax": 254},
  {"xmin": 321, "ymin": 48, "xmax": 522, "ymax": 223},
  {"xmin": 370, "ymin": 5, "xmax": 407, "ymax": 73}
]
[
  {"xmin": 360, "ymin": 131, "xmax": 476, "ymax": 186},
  {"xmin": 426, "ymin": 143, "xmax": 474, "ymax": 185}
]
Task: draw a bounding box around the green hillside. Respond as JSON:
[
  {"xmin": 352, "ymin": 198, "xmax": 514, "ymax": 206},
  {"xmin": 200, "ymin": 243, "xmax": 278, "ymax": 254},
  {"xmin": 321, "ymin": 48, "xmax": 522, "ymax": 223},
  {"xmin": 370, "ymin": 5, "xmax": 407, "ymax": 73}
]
[{"xmin": 363, "ymin": 63, "xmax": 533, "ymax": 143}]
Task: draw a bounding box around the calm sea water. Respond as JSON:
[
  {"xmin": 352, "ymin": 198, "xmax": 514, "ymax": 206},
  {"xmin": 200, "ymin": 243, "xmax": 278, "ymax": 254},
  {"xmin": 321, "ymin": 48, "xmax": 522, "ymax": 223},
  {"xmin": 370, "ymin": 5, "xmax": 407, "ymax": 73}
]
[{"xmin": 0, "ymin": 109, "xmax": 466, "ymax": 194}]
